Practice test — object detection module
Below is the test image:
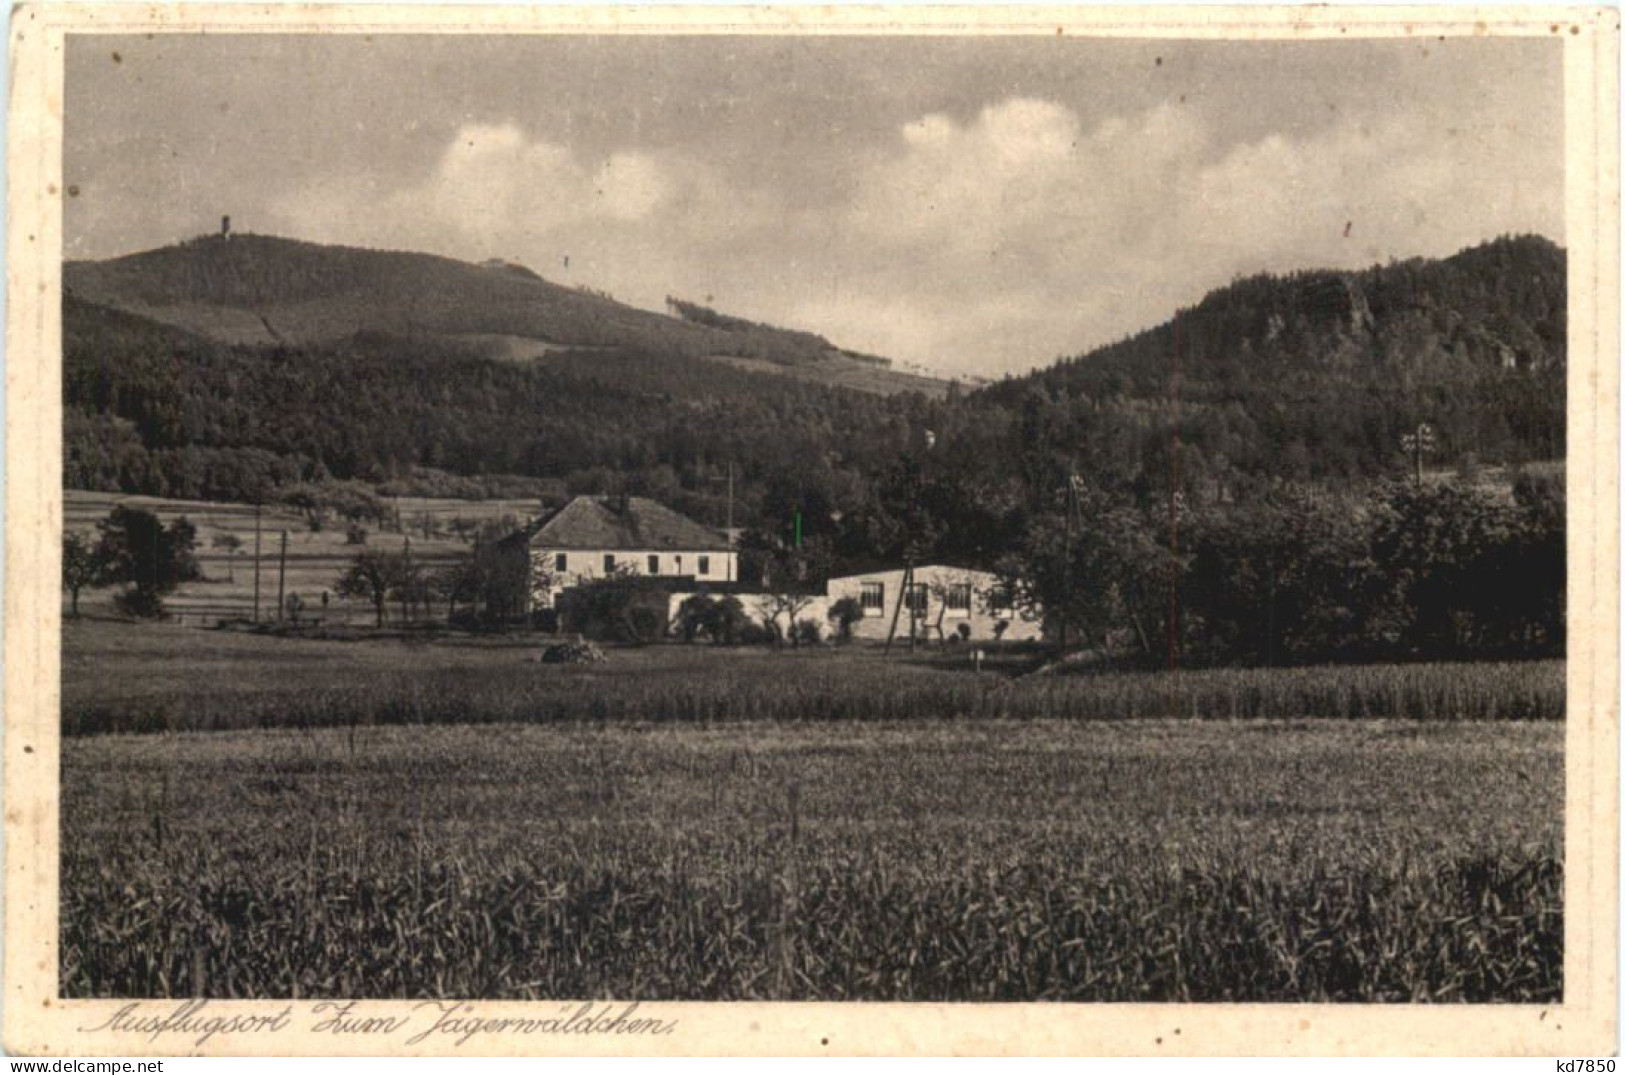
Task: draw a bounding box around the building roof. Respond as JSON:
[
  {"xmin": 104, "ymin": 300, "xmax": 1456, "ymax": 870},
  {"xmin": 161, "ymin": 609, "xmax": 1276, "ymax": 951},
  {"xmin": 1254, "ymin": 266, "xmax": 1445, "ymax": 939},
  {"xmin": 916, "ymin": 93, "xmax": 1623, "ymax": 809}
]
[{"xmin": 517, "ymin": 496, "xmax": 731, "ymax": 551}]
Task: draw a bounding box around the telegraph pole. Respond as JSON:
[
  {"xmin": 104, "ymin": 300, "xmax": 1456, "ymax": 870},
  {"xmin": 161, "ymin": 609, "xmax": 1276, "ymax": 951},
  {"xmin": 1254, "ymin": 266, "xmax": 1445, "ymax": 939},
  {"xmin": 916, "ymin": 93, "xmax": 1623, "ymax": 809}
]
[
  {"xmin": 1061, "ymin": 474, "xmax": 1080, "ymax": 652},
  {"xmin": 403, "ymin": 535, "xmax": 413, "ymax": 623},
  {"xmin": 883, "ymin": 561, "xmax": 916, "ymax": 655},
  {"xmin": 276, "ymin": 530, "xmax": 288, "ymax": 620},
  {"xmin": 252, "ymin": 503, "xmax": 263, "ymax": 622}
]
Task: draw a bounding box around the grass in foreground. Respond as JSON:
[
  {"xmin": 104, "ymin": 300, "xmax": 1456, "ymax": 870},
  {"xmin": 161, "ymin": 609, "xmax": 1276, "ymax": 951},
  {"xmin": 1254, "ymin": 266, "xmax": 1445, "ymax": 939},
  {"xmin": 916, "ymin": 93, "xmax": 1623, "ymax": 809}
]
[
  {"xmin": 62, "ymin": 720, "xmax": 1561, "ymax": 1001},
  {"xmin": 61, "ymin": 620, "xmax": 1565, "ymax": 734}
]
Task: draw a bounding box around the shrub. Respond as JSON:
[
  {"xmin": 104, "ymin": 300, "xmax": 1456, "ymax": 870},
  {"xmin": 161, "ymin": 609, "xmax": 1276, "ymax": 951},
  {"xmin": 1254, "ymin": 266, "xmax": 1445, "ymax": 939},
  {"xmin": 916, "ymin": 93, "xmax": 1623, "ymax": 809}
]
[
  {"xmin": 828, "ymin": 597, "xmax": 863, "ymax": 643},
  {"xmin": 114, "ymin": 587, "xmax": 167, "ymax": 619},
  {"xmin": 558, "ymin": 577, "xmax": 673, "ymax": 644},
  {"xmin": 737, "ymin": 620, "xmax": 774, "ymax": 646},
  {"xmin": 711, "ymin": 596, "xmax": 750, "ymax": 645},
  {"xmin": 675, "ymin": 594, "xmax": 717, "ymax": 643}
]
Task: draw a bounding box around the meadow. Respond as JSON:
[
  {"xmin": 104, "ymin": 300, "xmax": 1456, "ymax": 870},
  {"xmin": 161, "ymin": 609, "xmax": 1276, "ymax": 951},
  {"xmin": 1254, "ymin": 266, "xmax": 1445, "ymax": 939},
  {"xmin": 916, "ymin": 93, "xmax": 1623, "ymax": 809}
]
[
  {"xmin": 62, "ymin": 719, "xmax": 1561, "ymax": 1001},
  {"xmin": 59, "ymin": 621, "xmax": 1565, "ymax": 1001},
  {"xmin": 62, "ymin": 620, "xmax": 1565, "ymax": 736}
]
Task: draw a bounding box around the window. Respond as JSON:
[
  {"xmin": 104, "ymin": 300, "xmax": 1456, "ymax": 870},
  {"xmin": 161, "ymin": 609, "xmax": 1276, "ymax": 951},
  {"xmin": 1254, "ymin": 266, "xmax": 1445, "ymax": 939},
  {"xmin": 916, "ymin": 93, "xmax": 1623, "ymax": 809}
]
[
  {"xmin": 698, "ymin": 555, "xmax": 711, "ymax": 576},
  {"xmin": 554, "ymin": 552, "xmax": 568, "ymax": 573},
  {"xmin": 603, "ymin": 554, "xmax": 616, "ymax": 573},
  {"xmin": 859, "ymin": 581, "xmax": 885, "ymax": 612},
  {"xmin": 906, "ymin": 584, "xmax": 929, "ymax": 615},
  {"xmin": 990, "ymin": 584, "xmax": 1014, "ymax": 613},
  {"xmin": 947, "ymin": 582, "xmax": 972, "ymax": 612},
  {"xmin": 647, "ymin": 554, "xmax": 660, "ymax": 574}
]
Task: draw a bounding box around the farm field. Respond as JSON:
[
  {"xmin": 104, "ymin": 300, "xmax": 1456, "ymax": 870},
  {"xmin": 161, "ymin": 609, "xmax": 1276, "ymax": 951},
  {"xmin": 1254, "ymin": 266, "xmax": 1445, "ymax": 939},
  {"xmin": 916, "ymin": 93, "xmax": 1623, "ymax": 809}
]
[
  {"xmin": 61, "ymin": 719, "xmax": 1562, "ymax": 1001},
  {"xmin": 62, "ymin": 619, "xmax": 1566, "ymax": 735},
  {"xmin": 65, "ymin": 488, "xmax": 537, "ymax": 626}
]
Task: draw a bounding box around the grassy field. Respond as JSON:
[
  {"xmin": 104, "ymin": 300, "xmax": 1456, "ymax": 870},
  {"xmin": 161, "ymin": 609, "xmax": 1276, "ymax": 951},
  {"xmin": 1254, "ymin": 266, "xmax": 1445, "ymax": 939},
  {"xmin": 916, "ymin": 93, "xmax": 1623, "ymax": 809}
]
[
  {"xmin": 60, "ymin": 621, "xmax": 1564, "ymax": 1001},
  {"xmin": 65, "ymin": 489, "xmax": 536, "ymax": 626},
  {"xmin": 62, "ymin": 619, "xmax": 1565, "ymax": 735},
  {"xmin": 62, "ymin": 719, "xmax": 1561, "ymax": 1001}
]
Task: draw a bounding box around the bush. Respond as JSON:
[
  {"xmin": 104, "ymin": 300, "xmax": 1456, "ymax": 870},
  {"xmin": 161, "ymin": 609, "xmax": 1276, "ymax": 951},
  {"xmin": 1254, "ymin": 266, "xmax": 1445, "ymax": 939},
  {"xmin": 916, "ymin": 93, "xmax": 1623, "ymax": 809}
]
[
  {"xmin": 674, "ymin": 594, "xmax": 717, "ymax": 643},
  {"xmin": 114, "ymin": 587, "xmax": 167, "ymax": 619},
  {"xmin": 828, "ymin": 597, "xmax": 864, "ymax": 643},
  {"xmin": 558, "ymin": 577, "xmax": 672, "ymax": 644},
  {"xmin": 711, "ymin": 597, "xmax": 750, "ymax": 645},
  {"xmin": 795, "ymin": 618, "xmax": 824, "ymax": 646},
  {"xmin": 737, "ymin": 620, "xmax": 774, "ymax": 646}
]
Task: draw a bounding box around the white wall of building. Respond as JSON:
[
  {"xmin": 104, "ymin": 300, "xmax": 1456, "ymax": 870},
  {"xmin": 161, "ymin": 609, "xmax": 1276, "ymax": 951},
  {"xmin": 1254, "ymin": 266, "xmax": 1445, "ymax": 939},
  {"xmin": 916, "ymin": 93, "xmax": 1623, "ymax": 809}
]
[
  {"xmin": 826, "ymin": 565, "xmax": 1043, "ymax": 642},
  {"xmin": 528, "ymin": 546, "xmax": 738, "ymax": 608},
  {"xmin": 664, "ymin": 566, "xmax": 1043, "ymax": 644}
]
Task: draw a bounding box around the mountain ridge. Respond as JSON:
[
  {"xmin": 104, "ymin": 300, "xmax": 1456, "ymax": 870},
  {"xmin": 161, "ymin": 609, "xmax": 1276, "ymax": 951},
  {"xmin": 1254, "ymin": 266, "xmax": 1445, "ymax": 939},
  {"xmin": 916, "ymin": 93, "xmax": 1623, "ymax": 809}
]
[
  {"xmin": 64, "ymin": 232, "xmax": 956, "ymax": 397},
  {"xmin": 63, "ymin": 232, "xmax": 1565, "ymax": 530}
]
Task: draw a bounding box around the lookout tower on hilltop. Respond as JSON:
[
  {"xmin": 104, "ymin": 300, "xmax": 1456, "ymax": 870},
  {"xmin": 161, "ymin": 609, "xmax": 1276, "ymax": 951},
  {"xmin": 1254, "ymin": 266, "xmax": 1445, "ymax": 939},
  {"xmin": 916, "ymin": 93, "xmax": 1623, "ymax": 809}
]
[{"xmin": 221, "ymin": 215, "xmax": 232, "ymax": 241}]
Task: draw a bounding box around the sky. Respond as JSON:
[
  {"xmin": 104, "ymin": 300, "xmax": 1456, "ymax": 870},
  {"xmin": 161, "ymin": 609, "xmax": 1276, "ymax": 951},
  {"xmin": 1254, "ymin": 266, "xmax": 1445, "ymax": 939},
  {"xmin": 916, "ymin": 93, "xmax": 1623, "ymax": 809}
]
[{"xmin": 64, "ymin": 34, "xmax": 1564, "ymax": 377}]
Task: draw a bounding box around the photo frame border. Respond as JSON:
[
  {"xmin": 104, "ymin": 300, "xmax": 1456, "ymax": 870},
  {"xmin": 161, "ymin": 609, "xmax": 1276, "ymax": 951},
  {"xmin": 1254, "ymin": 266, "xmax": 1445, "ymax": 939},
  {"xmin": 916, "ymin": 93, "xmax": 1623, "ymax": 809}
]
[{"xmin": 5, "ymin": 3, "xmax": 1617, "ymax": 1056}]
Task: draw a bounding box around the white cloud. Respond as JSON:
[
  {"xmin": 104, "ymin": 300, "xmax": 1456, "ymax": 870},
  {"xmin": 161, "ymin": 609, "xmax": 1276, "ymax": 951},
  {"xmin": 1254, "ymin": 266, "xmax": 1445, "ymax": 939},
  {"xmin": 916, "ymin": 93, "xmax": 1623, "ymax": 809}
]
[
  {"xmin": 269, "ymin": 102, "xmax": 1562, "ymax": 378},
  {"xmin": 804, "ymin": 97, "xmax": 1560, "ymax": 373},
  {"xmin": 272, "ymin": 122, "xmax": 679, "ymax": 255}
]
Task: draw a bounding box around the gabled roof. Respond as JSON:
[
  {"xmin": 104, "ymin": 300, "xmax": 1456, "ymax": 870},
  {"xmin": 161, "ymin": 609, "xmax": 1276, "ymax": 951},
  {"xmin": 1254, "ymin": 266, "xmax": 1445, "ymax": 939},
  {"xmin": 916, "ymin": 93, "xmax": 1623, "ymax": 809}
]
[{"xmin": 517, "ymin": 496, "xmax": 730, "ymax": 551}]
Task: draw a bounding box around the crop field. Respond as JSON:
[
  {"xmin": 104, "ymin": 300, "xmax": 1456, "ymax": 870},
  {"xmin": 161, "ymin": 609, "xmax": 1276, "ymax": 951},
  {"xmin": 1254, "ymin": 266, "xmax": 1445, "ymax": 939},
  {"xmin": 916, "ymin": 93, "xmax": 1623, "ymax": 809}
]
[
  {"xmin": 64, "ymin": 489, "xmax": 535, "ymax": 627},
  {"xmin": 62, "ymin": 719, "xmax": 1561, "ymax": 1001},
  {"xmin": 62, "ymin": 620, "xmax": 1565, "ymax": 735},
  {"xmin": 60, "ymin": 621, "xmax": 1565, "ymax": 1001}
]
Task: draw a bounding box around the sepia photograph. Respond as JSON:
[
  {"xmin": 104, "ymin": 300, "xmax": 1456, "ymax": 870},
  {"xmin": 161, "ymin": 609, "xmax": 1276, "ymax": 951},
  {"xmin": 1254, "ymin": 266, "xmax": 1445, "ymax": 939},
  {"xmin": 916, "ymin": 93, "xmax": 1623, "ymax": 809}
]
[{"xmin": 5, "ymin": 3, "xmax": 1619, "ymax": 1058}]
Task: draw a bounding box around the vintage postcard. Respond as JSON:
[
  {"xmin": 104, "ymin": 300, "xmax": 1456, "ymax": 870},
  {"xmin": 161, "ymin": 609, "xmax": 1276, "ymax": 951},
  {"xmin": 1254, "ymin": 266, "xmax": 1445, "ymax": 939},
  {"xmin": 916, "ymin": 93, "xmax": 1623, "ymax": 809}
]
[{"xmin": 4, "ymin": 2, "xmax": 1619, "ymax": 1057}]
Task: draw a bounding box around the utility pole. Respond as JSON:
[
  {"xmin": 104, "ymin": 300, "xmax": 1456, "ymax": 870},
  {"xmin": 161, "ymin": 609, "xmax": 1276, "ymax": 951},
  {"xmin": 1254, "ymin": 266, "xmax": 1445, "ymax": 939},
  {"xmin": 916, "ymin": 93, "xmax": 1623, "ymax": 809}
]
[
  {"xmin": 703, "ymin": 460, "xmax": 738, "ymax": 582},
  {"xmin": 883, "ymin": 561, "xmax": 917, "ymax": 655},
  {"xmin": 1061, "ymin": 473, "xmax": 1082, "ymax": 652},
  {"xmin": 403, "ymin": 535, "xmax": 413, "ymax": 623},
  {"xmin": 909, "ymin": 566, "xmax": 920, "ymax": 652},
  {"xmin": 276, "ymin": 530, "xmax": 288, "ymax": 620},
  {"xmin": 252, "ymin": 503, "xmax": 263, "ymax": 622}
]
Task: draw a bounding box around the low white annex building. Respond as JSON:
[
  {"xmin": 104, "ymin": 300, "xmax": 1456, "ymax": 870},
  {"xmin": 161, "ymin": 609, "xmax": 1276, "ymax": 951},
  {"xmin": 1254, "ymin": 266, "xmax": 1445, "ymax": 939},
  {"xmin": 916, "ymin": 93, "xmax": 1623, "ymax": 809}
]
[{"xmin": 825, "ymin": 564, "xmax": 1043, "ymax": 642}]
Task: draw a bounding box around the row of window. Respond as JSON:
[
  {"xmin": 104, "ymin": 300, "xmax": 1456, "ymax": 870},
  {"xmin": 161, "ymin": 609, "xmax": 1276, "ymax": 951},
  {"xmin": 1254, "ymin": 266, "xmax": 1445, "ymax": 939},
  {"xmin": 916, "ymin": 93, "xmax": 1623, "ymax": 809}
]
[
  {"xmin": 857, "ymin": 582, "xmax": 978, "ymax": 614},
  {"xmin": 552, "ymin": 552, "xmax": 712, "ymax": 576}
]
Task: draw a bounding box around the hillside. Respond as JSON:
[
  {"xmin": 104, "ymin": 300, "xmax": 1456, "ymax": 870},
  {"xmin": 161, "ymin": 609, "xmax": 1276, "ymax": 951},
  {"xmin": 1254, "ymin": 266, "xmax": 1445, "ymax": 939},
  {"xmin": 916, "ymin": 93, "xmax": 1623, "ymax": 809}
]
[
  {"xmin": 975, "ymin": 235, "xmax": 1566, "ymax": 489},
  {"xmin": 64, "ymin": 233, "xmax": 950, "ymax": 398},
  {"xmin": 62, "ymin": 293, "xmax": 937, "ymax": 529},
  {"xmin": 64, "ymin": 233, "xmax": 1566, "ymax": 576}
]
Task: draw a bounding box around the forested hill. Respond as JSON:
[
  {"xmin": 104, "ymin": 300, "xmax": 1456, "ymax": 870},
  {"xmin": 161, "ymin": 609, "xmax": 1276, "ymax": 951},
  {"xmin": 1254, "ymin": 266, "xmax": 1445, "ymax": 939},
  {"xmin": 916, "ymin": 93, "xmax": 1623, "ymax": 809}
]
[
  {"xmin": 976, "ymin": 235, "xmax": 1565, "ymax": 484},
  {"xmin": 63, "ymin": 233, "xmax": 935, "ymax": 392},
  {"xmin": 62, "ymin": 292, "xmax": 940, "ymax": 523},
  {"xmin": 65, "ymin": 233, "xmax": 1566, "ymax": 564}
]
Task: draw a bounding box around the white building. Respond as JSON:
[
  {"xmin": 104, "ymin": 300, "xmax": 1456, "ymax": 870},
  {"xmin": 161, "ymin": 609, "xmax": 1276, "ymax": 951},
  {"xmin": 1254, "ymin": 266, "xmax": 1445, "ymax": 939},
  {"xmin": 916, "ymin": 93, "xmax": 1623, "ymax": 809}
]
[
  {"xmin": 508, "ymin": 496, "xmax": 736, "ymax": 611},
  {"xmin": 825, "ymin": 564, "xmax": 1043, "ymax": 643}
]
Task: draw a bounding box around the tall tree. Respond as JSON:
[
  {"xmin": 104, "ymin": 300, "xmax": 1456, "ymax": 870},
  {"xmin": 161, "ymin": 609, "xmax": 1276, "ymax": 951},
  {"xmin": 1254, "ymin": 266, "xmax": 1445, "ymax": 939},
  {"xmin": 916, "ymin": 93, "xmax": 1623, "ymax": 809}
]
[
  {"xmin": 62, "ymin": 532, "xmax": 104, "ymax": 617},
  {"xmin": 93, "ymin": 506, "xmax": 200, "ymax": 618},
  {"xmin": 335, "ymin": 549, "xmax": 410, "ymax": 628}
]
